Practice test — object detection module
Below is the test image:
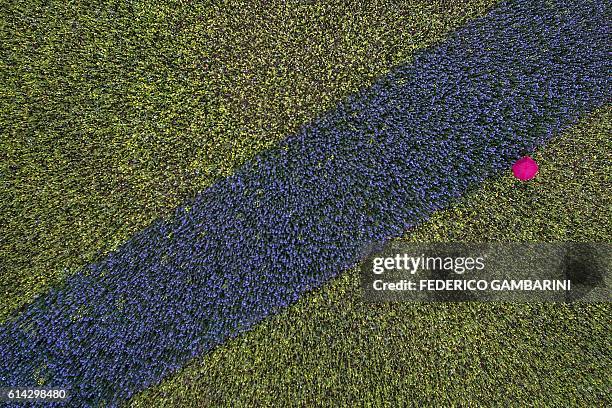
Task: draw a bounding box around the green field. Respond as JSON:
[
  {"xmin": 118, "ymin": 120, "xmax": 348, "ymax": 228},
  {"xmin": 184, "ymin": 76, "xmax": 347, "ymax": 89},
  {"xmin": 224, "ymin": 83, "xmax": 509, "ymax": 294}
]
[
  {"xmin": 1, "ymin": 1, "xmax": 610, "ymax": 405},
  {"xmin": 130, "ymin": 107, "xmax": 611, "ymax": 406},
  {"xmin": 1, "ymin": 0, "xmax": 499, "ymax": 322}
]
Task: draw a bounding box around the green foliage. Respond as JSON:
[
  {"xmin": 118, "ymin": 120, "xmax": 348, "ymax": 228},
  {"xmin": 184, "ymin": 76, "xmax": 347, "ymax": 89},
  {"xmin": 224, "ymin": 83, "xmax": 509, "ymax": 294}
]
[
  {"xmin": 0, "ymin": 0, "xmax": 498, "ymax": 321},
  {"xmin": 2, "ymin": 1, "xmax": 609, "ymax": 405},
  {"xmin": 129, "ymin": 108, "xmax": 612, "ymax": 406}
]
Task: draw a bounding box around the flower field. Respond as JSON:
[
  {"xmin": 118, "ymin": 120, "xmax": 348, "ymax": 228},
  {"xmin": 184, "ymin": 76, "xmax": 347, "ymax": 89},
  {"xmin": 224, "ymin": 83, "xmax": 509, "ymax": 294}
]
[{"xmin": 1, "ymin": 0, "xmax": 610, "ymax": 406}]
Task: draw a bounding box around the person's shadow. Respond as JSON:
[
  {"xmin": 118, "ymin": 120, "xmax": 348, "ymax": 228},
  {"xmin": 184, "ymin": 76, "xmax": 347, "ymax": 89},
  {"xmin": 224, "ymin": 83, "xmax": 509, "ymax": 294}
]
[{"xmin": 562, "ymin": 244, "xmax": 607, "ymax": 302}]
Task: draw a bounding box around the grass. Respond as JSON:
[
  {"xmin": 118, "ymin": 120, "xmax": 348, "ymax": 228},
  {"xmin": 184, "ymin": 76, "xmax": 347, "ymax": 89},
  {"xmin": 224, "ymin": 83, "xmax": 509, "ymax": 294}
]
[
  {"xmin": 129, "ymin": 107, "xmax": 611, "ymax": 406},
  {"xmin": 1, "ymin": 1, "xmax": 610, "ymax": 405},
  {"xmin": 1, "ymin": 0, "xmax": 500, "ymax": 322}
]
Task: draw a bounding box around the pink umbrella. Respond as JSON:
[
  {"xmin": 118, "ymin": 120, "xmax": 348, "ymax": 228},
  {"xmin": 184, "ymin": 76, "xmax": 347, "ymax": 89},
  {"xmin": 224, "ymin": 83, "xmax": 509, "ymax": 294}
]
[{"xmin": 512, "ymin": 156, "xmax": 539, "ymax": 181}]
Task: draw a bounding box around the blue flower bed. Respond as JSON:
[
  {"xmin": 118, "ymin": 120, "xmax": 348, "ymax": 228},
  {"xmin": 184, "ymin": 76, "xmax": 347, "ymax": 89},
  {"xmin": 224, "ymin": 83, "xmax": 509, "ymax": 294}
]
[{"xmin": 1, "ymin": 0, "xmax": 609, "ymax": 406}]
